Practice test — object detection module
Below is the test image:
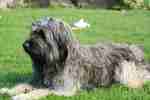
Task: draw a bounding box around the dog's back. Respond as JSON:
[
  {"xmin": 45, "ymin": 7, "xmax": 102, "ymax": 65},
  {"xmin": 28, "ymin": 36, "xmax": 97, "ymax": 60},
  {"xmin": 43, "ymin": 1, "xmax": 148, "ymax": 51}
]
[{"xmin": 65, "ymin": 41, "xmax": 150, "ymax": 88}]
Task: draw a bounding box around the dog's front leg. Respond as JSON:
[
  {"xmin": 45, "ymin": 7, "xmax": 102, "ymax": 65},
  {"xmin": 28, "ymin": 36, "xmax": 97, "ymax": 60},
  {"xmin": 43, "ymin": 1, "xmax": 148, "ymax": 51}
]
[
  {"xmin": 12, "ymin": 88, "xmax": 77, "ymax": 100},
  {"xmin": 31, "ymin": 63, "xmax": 44, "ymax": 86},
  {"xmin": 0, "ymin": 84, "xmax": 33, "ymax": 96},
  {"xmin": 12, "ymin": 89, "xmax": 53, "ymax": 100}
]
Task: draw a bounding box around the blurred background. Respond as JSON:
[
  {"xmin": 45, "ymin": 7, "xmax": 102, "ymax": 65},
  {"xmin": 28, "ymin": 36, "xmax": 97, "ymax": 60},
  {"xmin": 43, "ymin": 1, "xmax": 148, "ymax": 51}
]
[{"xmin": 0, "ymin": 0, "xmax": 150, "ymax": 10}]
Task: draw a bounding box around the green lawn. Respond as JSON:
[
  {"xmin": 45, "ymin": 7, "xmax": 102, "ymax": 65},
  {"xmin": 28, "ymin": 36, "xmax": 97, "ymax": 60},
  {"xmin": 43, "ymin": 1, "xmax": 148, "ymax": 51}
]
[{"xmin": 0, "ymin": 8, "xmax": 150, "ymax": 100}]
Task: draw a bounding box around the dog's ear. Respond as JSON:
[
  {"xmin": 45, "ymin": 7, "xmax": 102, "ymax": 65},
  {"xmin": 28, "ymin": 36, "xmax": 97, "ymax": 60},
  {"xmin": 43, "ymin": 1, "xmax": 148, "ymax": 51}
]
[
  {"xmin": 37, "ymin": 29, "xmax": 47, "ymax": 40},
  {"xmin": 53, "ymin": 21, "xmax": 73, "ymax": 61}
]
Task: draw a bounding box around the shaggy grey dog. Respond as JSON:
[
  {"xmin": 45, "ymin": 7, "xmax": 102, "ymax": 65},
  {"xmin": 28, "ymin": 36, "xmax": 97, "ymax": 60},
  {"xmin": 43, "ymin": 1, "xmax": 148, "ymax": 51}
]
[{"xmin": 1, "ymin": 17, "xmax": 150, "ymax": 100}]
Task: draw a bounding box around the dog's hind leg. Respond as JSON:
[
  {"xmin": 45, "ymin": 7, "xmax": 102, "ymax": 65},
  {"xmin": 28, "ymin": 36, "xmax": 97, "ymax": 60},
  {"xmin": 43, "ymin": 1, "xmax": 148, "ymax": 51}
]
[
  {"xmin": 0, "ymin": 83, "xmax": 34, "ymax": 96},
  {"xmin": 115, "ymin": 61, "xmax": 145, "ymax": 88}
]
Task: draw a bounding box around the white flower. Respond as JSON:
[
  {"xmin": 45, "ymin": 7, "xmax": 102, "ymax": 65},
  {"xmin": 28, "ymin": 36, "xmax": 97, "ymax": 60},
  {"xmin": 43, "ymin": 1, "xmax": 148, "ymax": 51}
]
[{"xmin": 73, "ymin": 18, "xmax": 90, "ymax": 29}]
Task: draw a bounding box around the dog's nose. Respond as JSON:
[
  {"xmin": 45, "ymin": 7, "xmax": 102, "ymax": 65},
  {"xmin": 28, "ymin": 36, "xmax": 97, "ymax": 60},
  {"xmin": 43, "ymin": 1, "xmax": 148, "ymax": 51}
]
[{"xmin": 23, "ymin": 41, "xmax": 30, "ymax": 49}]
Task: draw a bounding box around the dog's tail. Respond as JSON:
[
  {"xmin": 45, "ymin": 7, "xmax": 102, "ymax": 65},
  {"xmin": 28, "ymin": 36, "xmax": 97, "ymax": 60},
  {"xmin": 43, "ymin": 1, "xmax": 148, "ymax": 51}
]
[{"xmin": 115, "ymin": 61, "xmax": 150, "ymax": 88}]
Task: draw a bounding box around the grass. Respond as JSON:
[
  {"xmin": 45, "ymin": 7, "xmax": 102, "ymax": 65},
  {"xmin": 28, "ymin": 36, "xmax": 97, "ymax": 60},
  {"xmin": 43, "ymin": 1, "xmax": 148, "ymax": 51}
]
[{"xmin": 0, "ymin": 8, "xmax": 150, "ymax": 100}]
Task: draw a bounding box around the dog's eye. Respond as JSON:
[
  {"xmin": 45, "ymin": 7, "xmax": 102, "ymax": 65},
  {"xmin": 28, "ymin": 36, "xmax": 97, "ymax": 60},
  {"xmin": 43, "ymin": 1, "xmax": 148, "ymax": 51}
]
[{"xmin": 38, "ymin": 30, "xmax": 46, "ymax": 40}]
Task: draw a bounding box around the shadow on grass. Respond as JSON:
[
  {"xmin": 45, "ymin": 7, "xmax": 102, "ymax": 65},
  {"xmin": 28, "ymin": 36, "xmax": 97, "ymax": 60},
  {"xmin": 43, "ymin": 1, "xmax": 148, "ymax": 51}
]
[{"xmin": 0, "ymin": 71, "xmax": 32, "ymax": 88}]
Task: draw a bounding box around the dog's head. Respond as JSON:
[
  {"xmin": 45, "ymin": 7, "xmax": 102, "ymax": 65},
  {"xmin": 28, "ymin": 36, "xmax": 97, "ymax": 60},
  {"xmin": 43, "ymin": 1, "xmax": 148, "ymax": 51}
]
[{"xmin": 23, "ymin": 17, "xmax": 73, "ymax": 65}]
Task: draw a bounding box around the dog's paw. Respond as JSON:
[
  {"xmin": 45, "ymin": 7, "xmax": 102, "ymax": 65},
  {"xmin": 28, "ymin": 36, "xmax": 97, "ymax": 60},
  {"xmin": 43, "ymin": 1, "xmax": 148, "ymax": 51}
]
[
  {"xmin": 0, "ymin": 88, "xmax": 17, "ymax": 96},
  {"xmin": 12, "ymin": 94, "xmax": 30, "ymax": 100},
  {"xmin": 0, "ymin": 88, "xmax": 9, "ymax": 95},
  {"xmin": 128, "ymin": 79, "xmax": 144, "ymax": 88}
]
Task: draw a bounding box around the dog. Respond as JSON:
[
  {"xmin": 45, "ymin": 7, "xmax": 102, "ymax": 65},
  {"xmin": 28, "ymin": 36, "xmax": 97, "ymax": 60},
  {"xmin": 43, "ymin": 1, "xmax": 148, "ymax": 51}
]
[{"xmin": 1, "ymin": 17, "xmax": 150, "ymax": 100}]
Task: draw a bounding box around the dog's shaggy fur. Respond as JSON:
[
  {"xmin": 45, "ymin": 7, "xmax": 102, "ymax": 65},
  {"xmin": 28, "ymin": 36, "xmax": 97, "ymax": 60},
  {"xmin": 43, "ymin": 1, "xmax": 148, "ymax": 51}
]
[{"xmin": 1, "ymin": 17, "xmax": 150, "ymax": 100}]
